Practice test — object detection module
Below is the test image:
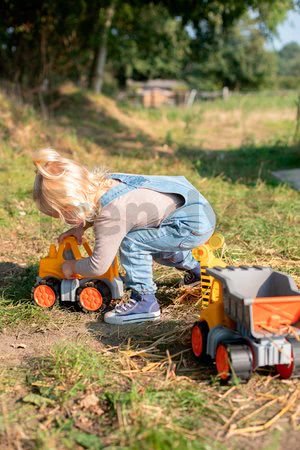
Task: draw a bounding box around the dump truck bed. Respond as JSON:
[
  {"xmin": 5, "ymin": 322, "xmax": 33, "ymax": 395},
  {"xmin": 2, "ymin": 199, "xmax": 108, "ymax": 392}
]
[{"xmin": 206, "ymin": 266, "xmax": 300, "ymax": 338}]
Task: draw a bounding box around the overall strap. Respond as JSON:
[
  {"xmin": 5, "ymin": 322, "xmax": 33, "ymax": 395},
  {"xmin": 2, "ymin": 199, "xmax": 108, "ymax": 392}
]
[{"xmin": 100, "ymin": 174, "xmax": 146, "ymax": 208}]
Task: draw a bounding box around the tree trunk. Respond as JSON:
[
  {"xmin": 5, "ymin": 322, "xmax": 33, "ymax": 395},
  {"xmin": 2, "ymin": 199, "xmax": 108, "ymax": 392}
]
[{"xmin": 91, "ymin": 2, "xmax": 115, "ymax": 94}]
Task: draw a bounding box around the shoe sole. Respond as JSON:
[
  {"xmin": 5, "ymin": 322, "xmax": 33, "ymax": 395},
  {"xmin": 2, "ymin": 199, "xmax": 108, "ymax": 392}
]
[{"xmin": 104, "ymin": 311, "xmax": 161, "ymax": 325}]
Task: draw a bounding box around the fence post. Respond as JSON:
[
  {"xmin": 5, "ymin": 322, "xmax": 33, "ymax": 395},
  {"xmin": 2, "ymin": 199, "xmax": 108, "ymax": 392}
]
[
  {"xmin": 185, "ymin": 89, "xmax": 197, "ymax": 107},
  {"xmin": 294, "ymin": 94, "xmax": 300, "ymax": 143},
  {"xmin": 222, "ymin": 86, "xmax": 229, "ymax": 100}
]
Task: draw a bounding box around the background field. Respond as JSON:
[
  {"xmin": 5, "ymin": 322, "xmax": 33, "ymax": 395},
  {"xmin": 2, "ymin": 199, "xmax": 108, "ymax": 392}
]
[{"xmin": 0, "ymin": 86, "xmax": 300, "ymax": 450}]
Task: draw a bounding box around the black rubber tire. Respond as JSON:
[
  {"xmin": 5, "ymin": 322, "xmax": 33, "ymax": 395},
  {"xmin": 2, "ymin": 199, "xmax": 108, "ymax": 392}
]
[
  {"xmin": 76, "ymin": 280, "xmax": 112, "ymax": 313},
  {"xmin": 216, "ymin": 342, "xmax": 253, "ymax": 383},
  {"xmin": 191, "ymin": 321, "xmax": 209, "ymax": 361},
  {"xmin": 290, "ymin": 339, "xmax": 300, "ymax": 377}
]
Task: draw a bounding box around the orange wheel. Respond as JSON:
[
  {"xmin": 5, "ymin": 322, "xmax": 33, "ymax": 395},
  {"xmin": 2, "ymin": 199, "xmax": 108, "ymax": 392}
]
[
  {"xmin": 79, "ymin": 287, "xmax": 103, "ymax": 312},
  {"xmin": 215, "ymin": 344, "xmax": 230, "ymax": 381},
  {"xmin": 276, "ymin": 360, "xmax": 294, "ymax": 379},
  {"xmin": 191, "ymin": 321, "xmax": 209, "ymax": 359},
  {"xmin": 33, "ymin": 284, "xmax": 57, "ymax": 308},
  {"xmin": 192, "ymin": 325, "xmax": 202, "ymax": 357},
  {"xmin": 276, "ymin": 340, "xmax": 300, "ymax": 379}
]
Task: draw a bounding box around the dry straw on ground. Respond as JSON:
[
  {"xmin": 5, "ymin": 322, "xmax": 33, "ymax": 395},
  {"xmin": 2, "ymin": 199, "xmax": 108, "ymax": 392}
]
[{"xmin": 103, "ymin": 319, "xmax": 300, "ymax": 441}]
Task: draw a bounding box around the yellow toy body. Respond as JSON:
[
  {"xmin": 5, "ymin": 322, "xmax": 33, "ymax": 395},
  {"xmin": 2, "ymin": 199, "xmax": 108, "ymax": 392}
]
[
  {"xmin": 39, "ymin": 236, "xmax": 119, "ymax": 282},
  {"xmin": 192, "ymin": 232, "xmax": 235, "ymax": 332},
  {"xmin": 191, "ymin": 232, "xmax": 300, "ymax": 382},
  {"xmin": 192, "ymin": 232, "xmax": 227, "ymax": 310},
  {"xmin": 33, "ymin": 236, "xmax": 123, "ymax": 313}
]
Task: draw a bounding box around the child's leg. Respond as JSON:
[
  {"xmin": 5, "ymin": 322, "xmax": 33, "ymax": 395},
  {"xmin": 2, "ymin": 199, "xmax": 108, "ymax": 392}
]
[
  {"xmin": 119, "ymin": 200, "xmax": 214, "ymax": 292},
  {"xmin": 153, "ymin": 250, "xmax": 201, "ymax": 285},
  {"xmin": 104, "ymin": 203, "xmax": 215, "ymax": 324},
  {"xmin": 119, "ymin": 234, "xmax": 157, "ymax": 294},
  {"xmin": 104, "ymin": 232, "xmax": 160, "ymax": 325},
  {"xmin": 153, "ymin": 250, "xmax": 198, "ymax": 271},
  {"xmin": 118, "ymin": 225, "xmax": 211, "ymax": 293}
]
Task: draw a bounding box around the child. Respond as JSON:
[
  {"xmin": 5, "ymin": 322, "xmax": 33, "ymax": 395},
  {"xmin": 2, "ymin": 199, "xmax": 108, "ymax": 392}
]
[{"xmin": 33, "ymin": 149, "xmax": 216, "ymax": 325}]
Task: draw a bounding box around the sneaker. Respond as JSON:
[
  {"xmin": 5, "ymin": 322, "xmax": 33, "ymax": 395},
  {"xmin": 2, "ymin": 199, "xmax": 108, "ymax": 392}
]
[
  {"xmin": 104, "ymin": 292, "xmax": 160, "ymax": 325},
  {"xmin": 181, "ymin": 263, "xmax": 201, "ymax": 286},
  {"xmin": 183, "ymin": 270, "xmax": 201, "ymax": 286}
]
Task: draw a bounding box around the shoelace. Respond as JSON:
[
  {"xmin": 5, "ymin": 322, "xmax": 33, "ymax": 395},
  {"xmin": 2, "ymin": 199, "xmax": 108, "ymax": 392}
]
[{"xmin": 115, "ymin": 298, "xmax": 137, "ymax": 313}]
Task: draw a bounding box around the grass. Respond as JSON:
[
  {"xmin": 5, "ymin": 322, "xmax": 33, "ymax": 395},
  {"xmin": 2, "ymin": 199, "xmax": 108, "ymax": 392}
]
[
  {"xmin": 121, "ymin": 90, "xmax": 299, "ymax": 150},
  {"xmin": 0, "ymin": 264, "xmax": 52, "ymax": 331},
  {"xmin": 1, "ymin": 337, "xmax": 299, "ymax": 449},
  {"xmin": 0, "ymin": 344, "xmax": 222, "ymax": 449},
  {"xmin": 122, "ymin": 90, "xmax": 299, "ymax": 117},
  {"xmin": 0, "ymin": 85, "xmax": 300, "ymax": 449}
]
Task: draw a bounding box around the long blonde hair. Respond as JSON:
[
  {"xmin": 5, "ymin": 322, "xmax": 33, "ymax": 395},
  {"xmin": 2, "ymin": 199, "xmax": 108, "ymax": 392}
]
[{"xmin": 33, "ymin": 149, "xmax": 112, "ymax": 225}]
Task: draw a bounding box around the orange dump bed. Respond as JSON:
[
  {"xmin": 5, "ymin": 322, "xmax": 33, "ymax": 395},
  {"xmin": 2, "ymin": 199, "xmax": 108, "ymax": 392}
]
[
  {"xmin": 206, "ymin": 266, "xmax": 300, "ymax": 338},
  {"xmin": 253, "ymin": 296, "xmax": 300, "ymax": 334}
]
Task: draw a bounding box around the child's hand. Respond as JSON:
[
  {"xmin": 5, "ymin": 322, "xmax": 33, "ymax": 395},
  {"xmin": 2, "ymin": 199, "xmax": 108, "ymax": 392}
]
[
  {"xmin": 62, "ymin": 260, "xmax": 77, "ymax": 279},
  {"xmin": 58, "ymin": 225, "xmax": 84, "ymax": 244}
]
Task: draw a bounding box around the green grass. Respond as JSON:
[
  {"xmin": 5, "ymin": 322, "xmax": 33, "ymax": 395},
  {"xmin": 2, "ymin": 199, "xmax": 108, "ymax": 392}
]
[
  {"xmin": 120, "ymin": 90, "xmax": 299, "ymax": 151},
  {"xmin": 122, "ymin": 90, "xmax": 299, "ymax": 117},
  {"xmin": 200, "ymin": 90, "xmax": 299, "ymax": 111},
  {"xmin": 0, "ymin": 344, "xmax": 223, "ymax": 449},
  {"xmin": 0, "ymin": 263, "xmax": 52, "ymax": 331}
]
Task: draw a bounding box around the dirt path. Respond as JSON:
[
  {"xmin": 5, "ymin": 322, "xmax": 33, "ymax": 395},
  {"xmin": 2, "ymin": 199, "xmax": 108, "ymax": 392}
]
[
  {"xmin": 0, "ymin": 308, "xmax": 183, "ymax": 367},
  {"xmin": 0, "ymin": 318, "xmax": 93, "ymax": 367}
]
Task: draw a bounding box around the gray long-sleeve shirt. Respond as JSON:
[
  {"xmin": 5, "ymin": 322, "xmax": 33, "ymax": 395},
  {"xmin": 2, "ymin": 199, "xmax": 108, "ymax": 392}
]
[{"xmin": 75, "ymin": 186, "xmax": 183, "ymax": 276}]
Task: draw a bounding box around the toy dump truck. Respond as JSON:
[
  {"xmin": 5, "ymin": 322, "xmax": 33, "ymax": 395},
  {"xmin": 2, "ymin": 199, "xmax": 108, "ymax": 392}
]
[
  {"xmin": 32, "ymin": 236, "xmax": 123, "ymax": 312},
  {"xmin": 191, "ymin": 234, "xmax": 300, "ymax": 381},
  {"xmin": 191, "ymin": 265, "xmax": 300, "ymax": 381}
]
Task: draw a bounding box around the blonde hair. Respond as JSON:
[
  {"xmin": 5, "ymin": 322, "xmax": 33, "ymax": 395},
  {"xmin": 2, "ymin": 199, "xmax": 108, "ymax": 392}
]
[{"xmin": 33, "ymin": 149, "xmax": 112, "ymax": 225}]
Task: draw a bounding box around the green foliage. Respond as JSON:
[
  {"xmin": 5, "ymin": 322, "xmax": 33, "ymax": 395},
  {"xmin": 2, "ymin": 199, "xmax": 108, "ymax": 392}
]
[
  {"xmin": 254, "ymin": 0, "xmax": 295, "ymax": 32},
  {"xmin": 0, "ymin": 0, "xmax": 92, "ymax": 87},
  {"xmin": 184, "ymin": 16, "xmax": 278, "ymax": 90},
  {"xmin": 70, "ymin": 431, "xmax": 103, "ymax": 449},
  {"xmin": 109, "ymin": 3, "xmax": 190, "ymax": 82},
  {"xmin": 277, "ymin": 42, "xmax": 300, "ymax": 89},
  {"xmin": 0, "ymin": 0, "xmax": 295, "ymax": 91}
]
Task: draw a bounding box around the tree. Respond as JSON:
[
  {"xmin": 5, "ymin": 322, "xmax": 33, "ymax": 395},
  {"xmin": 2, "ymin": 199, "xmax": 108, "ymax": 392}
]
[
  {"xmin": 184, "ymin": 16, "xmax": 277, "ymax": 90},
  {"xmin": 277, "ymin": 42, "xmax": 300, "ymax": 89},
  {"xmin": 102, "ymin": 0, "xmax": 294, "ymax": 90},
  {"xmin": 90, "ymin": 1, "xmax": 116, "ymax": 93},
  {"xmin": 0, "ymin": 0, "xmax": 295, "ymax": 92},
  {"xmin": 0, "ymin": 0, "xmax": 93, "ymax": 88},
  {"xmin": 278, "ymin": 42, "xmax": 300, "ymax": 76},
  {"xmin": 108, "ymin": 3, "xmax": 190, "ymax": 84}
]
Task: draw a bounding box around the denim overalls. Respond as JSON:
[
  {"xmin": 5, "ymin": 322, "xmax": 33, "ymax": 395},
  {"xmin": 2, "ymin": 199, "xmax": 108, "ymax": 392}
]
[{"xmin": 100, "ymin": 173, "xmax": 216, "ymax": 294}]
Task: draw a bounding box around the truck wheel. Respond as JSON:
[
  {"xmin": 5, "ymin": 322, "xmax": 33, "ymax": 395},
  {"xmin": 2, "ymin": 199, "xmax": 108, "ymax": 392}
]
[
  {"xmin": 215, "ymin": 343, "xmax": 253, "ymax": 382},
  {"xmin": 275, "ymin": 340, "xmax": 300, "ymax": 379},
  {"xmin": 191, "ymin": 321, "xmax": 209, "ymax": 360},
  {"xmin": 77, "ymin": 280, "xmax": 112, "ymax": 313},
  {"xmin": 32, "ymin": 278, "xmax": 59, "ymax": 308}
]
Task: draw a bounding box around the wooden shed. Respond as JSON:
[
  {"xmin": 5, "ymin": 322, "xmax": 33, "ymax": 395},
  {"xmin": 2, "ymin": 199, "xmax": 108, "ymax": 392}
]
[{"xmin": 127, "ymin": 79, "xmax": 189, "ymax": 108}]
